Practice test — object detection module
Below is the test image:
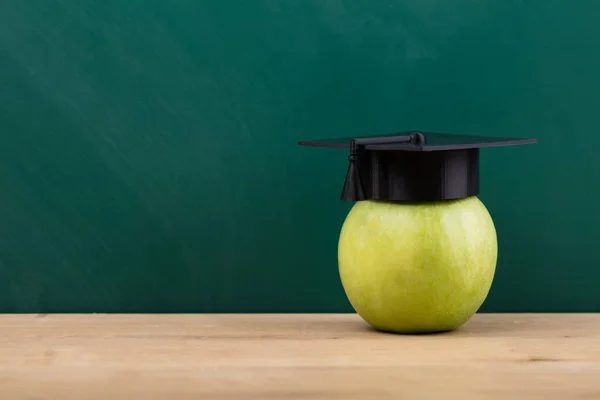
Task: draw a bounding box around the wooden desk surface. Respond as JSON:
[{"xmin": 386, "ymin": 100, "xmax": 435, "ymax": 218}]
[{"xmin": 0, "ymin": 314, "xmax": 598, "ymax": 399}]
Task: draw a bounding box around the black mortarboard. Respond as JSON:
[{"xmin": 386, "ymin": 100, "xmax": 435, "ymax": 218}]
[{"xmin": 298, "ymin": 131, "xmax": 536, "ymax": 202}]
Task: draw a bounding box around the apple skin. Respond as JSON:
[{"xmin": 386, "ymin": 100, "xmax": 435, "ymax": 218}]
[{"xmin": 338, "ymin": 197, "xmax": 497, "ymax": 334}]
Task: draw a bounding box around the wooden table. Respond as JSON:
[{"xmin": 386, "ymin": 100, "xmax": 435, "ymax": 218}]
[{"xmin": 0, "ymin": 314, "xmax": 598, "ymax": 399}]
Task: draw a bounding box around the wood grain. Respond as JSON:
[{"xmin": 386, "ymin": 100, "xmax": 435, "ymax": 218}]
[{"xmin": 0, "ymin": 314, "xmax": 598, "ymax": 399}]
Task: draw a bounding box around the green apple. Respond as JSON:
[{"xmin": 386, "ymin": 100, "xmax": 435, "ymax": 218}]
[{"xmin": 338, "ymin": 196, "xmax": 497, "ymax": 334}]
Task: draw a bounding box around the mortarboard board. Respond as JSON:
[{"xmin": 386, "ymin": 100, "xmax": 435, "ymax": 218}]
[{"xmin": 298, "ymin": 131, "xmax": 536, "ymax": 202}]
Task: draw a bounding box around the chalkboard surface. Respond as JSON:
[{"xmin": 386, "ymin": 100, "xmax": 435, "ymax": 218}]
[{"xmin": 0, "ymin": 1, "xmax": 598, "ymax": 312}]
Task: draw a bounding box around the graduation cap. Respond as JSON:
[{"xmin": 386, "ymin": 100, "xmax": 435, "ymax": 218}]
[{"xmin": 298, "ymin": 131, "xmax": 536, "ymax": 202}]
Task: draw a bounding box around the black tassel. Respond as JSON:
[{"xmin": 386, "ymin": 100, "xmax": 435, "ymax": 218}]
[
  {"xmin": 339, "ymin": 133, "xmax": 424, "ymax": 201},
  {"xmin": 340, "ymin": 140, "xmax": 366, "ymax": 201}
]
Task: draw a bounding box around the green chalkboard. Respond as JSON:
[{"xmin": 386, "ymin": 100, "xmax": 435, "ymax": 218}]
[{"xmin": 0, "ymin": 0, "xmax": 598, "ymax": 312}]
